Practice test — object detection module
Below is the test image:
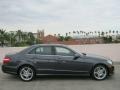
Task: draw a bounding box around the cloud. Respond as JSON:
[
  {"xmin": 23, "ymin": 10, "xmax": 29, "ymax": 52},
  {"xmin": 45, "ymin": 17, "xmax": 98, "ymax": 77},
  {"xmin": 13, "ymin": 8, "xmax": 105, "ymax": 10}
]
[{"xmin": 0, "ymin": 0, "xmax": 120, "ymax": 34}]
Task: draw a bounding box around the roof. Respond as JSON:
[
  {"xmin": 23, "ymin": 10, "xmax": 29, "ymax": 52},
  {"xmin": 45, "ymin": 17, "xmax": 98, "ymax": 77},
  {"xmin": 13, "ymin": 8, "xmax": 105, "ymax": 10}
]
[{"xmin": 32, "ymin": 44, "xmax": 66, "ymax": 47}]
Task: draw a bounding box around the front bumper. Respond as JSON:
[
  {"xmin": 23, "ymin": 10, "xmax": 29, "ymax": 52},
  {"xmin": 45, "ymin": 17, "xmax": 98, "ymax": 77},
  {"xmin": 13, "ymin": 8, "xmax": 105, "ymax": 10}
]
[{"xmin": 108, "ymin": 65, "xmax": 114, "ymax": 75}]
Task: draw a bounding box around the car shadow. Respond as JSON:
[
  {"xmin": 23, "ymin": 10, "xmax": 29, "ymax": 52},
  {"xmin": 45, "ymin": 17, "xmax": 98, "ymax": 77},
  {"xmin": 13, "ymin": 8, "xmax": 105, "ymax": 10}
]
[
  {"xmin": 2, "ymin": 74, "xmax": 115, "ymax": 82},
  {"xmin": 35, "ymin": 75, "xmax": 92, "ymax": 81},
  {"xmin": 3, "ymin": 74, "xmax": 92, "ymax": 81}
]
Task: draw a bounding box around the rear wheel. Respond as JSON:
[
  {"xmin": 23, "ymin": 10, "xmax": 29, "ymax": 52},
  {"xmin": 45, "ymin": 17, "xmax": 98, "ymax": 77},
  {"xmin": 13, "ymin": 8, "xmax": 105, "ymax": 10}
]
[
  {"xmin": 92, "ymin": 65, "xmax": 108, "ymax": 80},
  {"xmin": 19, "ymin": 66, "xmax": 35, "ymax": 81}
]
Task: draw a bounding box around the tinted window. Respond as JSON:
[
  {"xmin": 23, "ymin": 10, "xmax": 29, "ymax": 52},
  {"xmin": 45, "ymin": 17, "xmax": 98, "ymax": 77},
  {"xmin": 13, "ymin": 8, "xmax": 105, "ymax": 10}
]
[
  {"xmin": 55, "ymin": 47, "xmax": 74, "ymax": 56},
  {"xmin": 29, "ymin": 46, "xmax": 52, "ymax": 55}
]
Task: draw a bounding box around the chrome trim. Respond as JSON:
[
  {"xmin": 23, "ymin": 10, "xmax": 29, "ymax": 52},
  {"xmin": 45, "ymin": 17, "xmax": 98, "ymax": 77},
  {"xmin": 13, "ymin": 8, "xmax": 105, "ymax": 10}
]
[
  {"xmin": 36, "ymin": 74, "xmax": 89, "ymax": 76},
  {"xmin": 37, "ymin": 69, "xmax": 88, "ymax": 73}
]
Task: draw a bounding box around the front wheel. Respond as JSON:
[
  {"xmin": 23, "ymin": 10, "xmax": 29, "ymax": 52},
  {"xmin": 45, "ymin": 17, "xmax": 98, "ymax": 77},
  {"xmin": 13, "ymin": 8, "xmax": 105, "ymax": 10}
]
[
  {"xmin": 19, "ymin": 66, "xmax": 35, "ymax": 81},
  {"xmin": 92, "ymin": 65, "xmax": 108, "ymax": 80}
]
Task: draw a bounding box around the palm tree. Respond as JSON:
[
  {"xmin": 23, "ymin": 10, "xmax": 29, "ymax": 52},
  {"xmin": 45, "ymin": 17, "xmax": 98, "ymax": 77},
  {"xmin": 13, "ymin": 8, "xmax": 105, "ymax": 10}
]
[
  {"xmin": 73, "ymin": 31, "xmax": 76, "ymax": 34},
  {"xmin": 72, "ymin": 31, "xmax": 76, "ymax": 37},
  {"xmin": 66, "ymin": 33, "xmax": 68, "ymax": 37},
  {"xmin": 94, "ymin": 31, "xmax": 97, "ymax": 36},
  {"xmin": 112, "ymin": 30, "xmax": 115, "ymax": 35},
  {"xmin": 22, "ymin": 32, "xmax": 28, "ymax": 42},
  {"xmin": 0, "ymin": 29, "xmax": 8, "ymax": 46},
  {"xmin": 77, "ymin": 31, "xmax": 79, "ymax": 34},
  {"xmin": 105, "ymin": 32, "xmax": 108, "ymax": 37},
  {"xmin": 68, "ymin": 32, "xmax": 71, "ymax": 36},
  {"xmin": 98, "ymin": 31, "xmax": 100, "ymax": 37},
  {"xmin": 91, "ymin": 31, "xmax": 93, "ymax": 37},
  {"xmin": 109, "ymin": 30, "xmax": 111, "ymax": 36},
  {"xmin": 86, "ymin": 32, "xmax": 89, "ymax": 37},
  {"xmin": 16, "ymin": 30, "xmax": 23, "ymax": 42},
  {"xmin": 116, "ymin": 30, "xmax": 119, "ymax": 35},
  {"xmin": 83, "ymin": 31, "xmax": 86, "ymax": 37},
  {"xmin": 9, "ymin": 31, "xmax": 16, "ymax": 46},
  {"xmin": 101, "ymin": 31, "xmax": 105, "ymax": 37},
  {"xmin": 58, "ymin": 33, "xmax": 60, "ymax": 37},
  {"xmin": 26, "ymin": 32, "xmax": 35, "ymax": 45}
]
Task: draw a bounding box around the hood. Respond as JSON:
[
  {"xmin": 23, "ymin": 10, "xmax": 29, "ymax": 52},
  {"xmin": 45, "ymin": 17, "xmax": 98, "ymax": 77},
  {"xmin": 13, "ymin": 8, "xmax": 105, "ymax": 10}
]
[{"xmin": 82, "ymin": 53, "xmax": 110, "ymax": 60}]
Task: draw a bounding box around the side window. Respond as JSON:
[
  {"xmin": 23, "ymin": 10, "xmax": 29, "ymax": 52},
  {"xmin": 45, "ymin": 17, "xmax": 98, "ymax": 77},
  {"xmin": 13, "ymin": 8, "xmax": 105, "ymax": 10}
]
[
  {"xmin": 29, "ymin": 46, "xmax": 52, "ymax": 55},
  {"xmin": 55, "ymin": 47, "xmax": 74, "ymax": 56}
]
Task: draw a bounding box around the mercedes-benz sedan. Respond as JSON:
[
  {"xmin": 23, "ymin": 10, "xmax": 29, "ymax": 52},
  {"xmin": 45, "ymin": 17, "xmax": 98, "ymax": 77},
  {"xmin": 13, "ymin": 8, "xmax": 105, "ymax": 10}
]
[{"xmin": 2, "ymin": 44, "xmax": 114, "ymax": 81}]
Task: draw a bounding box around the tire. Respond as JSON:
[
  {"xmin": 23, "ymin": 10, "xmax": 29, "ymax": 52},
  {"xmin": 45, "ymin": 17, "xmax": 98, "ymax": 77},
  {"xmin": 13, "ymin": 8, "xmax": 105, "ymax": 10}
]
[
  {"xmin": 19, "ymin": 66, "xmax": 35, "ymax": 81},
  {"xmin": 92, "ymin": 65, "xmax": 108, "ymax": 80}
]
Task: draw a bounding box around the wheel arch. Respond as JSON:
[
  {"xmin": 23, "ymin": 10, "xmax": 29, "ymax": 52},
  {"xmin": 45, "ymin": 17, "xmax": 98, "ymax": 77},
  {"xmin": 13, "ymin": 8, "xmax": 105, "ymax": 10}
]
[
  {"xmin": 17, "ymin": 64, "xmax": 36, "ymax": 75},
  {"xmin": 90, "ymin": 63, "xmax": 109, "ymax": 75}
]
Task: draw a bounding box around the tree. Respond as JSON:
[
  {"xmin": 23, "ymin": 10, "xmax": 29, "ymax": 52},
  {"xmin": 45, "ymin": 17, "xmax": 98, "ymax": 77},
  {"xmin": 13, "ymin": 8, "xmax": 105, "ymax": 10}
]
[
  {"xmin": 98, "ymin": 31, "xmax": 100, "ymax": 37},
  {"xmin": 16, "ymin": 30, "xmax": 23, "ymax": 42},
  {"xmin": 58, "ymin": 33, "xmax": 60, "ymax": 37},
  {"xmin": 0, "ymin": 29, "xmax": 8, "ymax": 46},
  {"xmin": 66, "ymin": 33, "xmax": 68, "ymax": 37},
  {"xmin": 112, "ymin": 30, "xmax": 115, "ymax": 35},
  {"xmin": 94, "ymin": 31, "xmax": 97, "ymax": 36},
  {"xmin": 68, "ymin": 32, "xmax": 71, "ymax": 36},
  {"xmin": 22, "ymin": 32, "xmax": 28, "ymax": 42},
  {"xmin": 64, "ymin": 36, "xmax": 72, "ymax": 41},
  {"xmin": 9, "ymin": 31, "xmax": 16, "ymax": 46},
  {"xmin": 58, "ymin": 36, "xmax": 64, "ymax": 41},
  {"xmin": 109, "ymin": 30, "xmax": 111, "ymax": 34},
  {"xmin": 77, "ymin": 31, "xmax": 79, "ymax": 34},
  {"xmin": 103, "ymin": 36, "xmax": 112, "ymax": 43},
  {"xmin": 73, "ymin": 31, "xmax": 76, "ymax": 34},
  {"xmin": 101, "ymin": 32, "xmax": 105, "ymax": 37},
  {"xmin": 26, "ymin": 32, "xmax": 35, "ymax": 45},
  {"xmin": 116, "ymin": 31, "xmax": 119, "ymax": 35},
  {"xmin": 105, "ymin": 32, "xmax": 108, "ymax": 36}
]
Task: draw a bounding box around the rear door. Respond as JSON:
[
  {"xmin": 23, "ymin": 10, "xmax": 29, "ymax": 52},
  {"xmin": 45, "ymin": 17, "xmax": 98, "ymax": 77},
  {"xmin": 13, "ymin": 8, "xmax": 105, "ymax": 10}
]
[{"xmin": 27, "ymin": 46, "xmax": 57, "ymax": 74}]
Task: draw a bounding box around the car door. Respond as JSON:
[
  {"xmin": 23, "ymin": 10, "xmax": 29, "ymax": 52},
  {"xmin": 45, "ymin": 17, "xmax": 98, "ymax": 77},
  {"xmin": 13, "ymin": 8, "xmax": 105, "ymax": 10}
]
[
  {"xmin": 54, "ymin": 46, "xmax": 90, "ymax": 74},
  {"xmin": 27, "ymin": 46, "xmax": 57, "ymax": 74}
]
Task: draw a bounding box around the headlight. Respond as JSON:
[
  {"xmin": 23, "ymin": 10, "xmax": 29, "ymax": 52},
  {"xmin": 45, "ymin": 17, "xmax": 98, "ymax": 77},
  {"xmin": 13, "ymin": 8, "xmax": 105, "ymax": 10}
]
[{"xmin": 107, "ymin": 60, "xmax": 113, "ymax": 65}]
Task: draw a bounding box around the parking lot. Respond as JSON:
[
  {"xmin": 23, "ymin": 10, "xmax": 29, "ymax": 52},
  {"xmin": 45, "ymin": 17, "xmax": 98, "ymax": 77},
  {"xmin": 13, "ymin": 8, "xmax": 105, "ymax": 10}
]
[{"xmin": 0, "ymin": 65, "xmax": 120, "ymax": 90}]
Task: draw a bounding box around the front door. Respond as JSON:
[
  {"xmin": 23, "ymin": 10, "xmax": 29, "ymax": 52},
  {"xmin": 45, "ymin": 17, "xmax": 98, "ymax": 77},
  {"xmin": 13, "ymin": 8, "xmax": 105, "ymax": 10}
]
[{"xmin": 54, "ymin": 46, "xmax": 90, "ymax": 74}]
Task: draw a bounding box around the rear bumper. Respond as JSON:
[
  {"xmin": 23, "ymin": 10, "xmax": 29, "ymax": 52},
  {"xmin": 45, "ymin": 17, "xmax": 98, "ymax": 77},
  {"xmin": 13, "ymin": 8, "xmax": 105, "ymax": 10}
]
[{"xmin": 1, "ymin": 65, "xmax": 17, "ymax": 75}]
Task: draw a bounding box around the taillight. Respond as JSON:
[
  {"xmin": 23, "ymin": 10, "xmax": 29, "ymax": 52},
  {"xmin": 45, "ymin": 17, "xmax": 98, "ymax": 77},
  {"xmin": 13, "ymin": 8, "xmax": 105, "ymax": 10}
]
[{"xmin": 3, "ymin": 57, "xmax": 11, "ymax": 64}]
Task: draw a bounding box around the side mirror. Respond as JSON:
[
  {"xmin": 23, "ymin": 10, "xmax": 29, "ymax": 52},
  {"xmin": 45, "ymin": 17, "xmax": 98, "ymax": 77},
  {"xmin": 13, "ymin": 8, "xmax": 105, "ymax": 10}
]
[{"xmin": 74, "ymin": 53, "xmax": 80, "ymax": 60}]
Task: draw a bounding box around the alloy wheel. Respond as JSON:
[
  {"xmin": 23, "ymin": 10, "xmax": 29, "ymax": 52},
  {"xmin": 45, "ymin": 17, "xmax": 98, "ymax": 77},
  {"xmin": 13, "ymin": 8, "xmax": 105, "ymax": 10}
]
[
  {"xmin": 19, "ymin": 66, "xmax": 34, "ymax": 81},
  {"xmin": 93, "ymin": 65, "xmax": 107, "ymax": 80}
]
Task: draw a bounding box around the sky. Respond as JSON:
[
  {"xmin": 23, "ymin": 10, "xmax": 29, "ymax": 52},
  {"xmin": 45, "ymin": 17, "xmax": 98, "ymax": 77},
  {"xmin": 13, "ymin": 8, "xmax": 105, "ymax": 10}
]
[{"xmin": 0, "ymin": 0, "xmax": 120, "ymax": 35}]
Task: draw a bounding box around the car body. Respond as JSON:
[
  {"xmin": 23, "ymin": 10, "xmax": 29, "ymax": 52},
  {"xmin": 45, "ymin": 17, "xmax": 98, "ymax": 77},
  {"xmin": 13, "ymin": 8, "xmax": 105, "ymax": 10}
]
[{"xmin": 2, "ymin": 44, "xmax": 114, "ymax": 81}]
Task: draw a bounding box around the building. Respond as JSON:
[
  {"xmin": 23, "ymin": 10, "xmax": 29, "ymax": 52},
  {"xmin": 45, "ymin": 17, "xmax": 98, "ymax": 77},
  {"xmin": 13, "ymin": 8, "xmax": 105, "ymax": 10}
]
[{"xmin": 35, "ymin": 30, "xmax": 104, "ymax": 45}]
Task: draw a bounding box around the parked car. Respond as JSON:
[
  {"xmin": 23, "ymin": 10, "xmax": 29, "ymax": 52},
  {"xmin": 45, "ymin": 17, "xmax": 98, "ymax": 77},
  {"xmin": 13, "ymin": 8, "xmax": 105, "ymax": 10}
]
[{"xmin": 2, "ymin": 44, "xmax": 114, "ymax": 81}]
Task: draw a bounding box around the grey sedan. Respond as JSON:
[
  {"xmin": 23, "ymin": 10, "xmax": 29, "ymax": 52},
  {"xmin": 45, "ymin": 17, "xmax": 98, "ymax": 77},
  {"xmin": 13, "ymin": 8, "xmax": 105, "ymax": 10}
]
[{"xmin": 2, "ymin": 44, "xmax": 114, "ymax": 81}]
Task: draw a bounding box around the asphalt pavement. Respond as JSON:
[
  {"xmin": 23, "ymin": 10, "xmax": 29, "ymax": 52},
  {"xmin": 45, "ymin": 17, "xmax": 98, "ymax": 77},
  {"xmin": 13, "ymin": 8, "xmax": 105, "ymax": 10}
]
[{"xmin": 0, "ymin": 65, "xmax": 120, "ymax": 90}]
